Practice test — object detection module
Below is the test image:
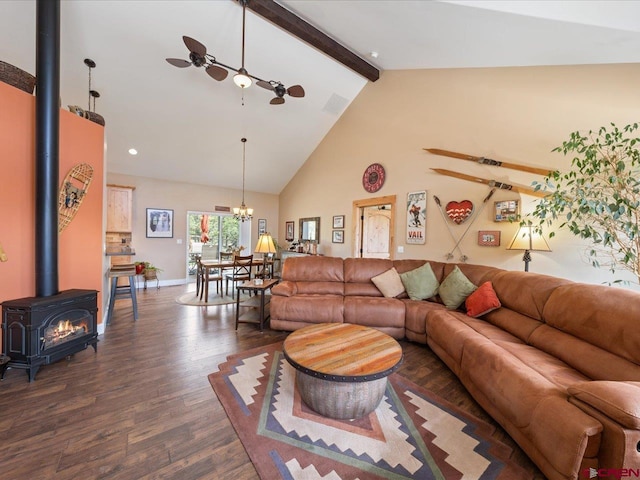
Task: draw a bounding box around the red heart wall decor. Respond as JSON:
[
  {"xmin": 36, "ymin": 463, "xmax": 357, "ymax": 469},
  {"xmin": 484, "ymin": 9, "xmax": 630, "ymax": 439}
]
[{"xmin": 445, "ymin": 200, "xmax": 474, "ymax": 224}]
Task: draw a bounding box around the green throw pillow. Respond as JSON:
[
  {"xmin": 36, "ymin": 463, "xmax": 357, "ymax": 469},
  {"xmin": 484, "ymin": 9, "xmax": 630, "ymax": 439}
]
[
  {"xmin": 438, "ymin": 266, "xmax": 477, "ymax": 309},
  {"xmin": 399, "ymin": 262, "xmax": 439, "ymax": 300}
]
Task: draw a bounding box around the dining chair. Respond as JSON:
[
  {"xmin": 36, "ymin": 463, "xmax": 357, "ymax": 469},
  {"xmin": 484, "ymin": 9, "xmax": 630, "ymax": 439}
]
[
  {"xmin": 220, "ymin": 251, "xmax": 234, "ymax": 262},
  {"xmin": 201, "ymin": 244, "xmax": 218, "ymax": 261},
  {"xmin": 224, "ymin": 254, "xmax": 253, "ymax": 296},
  {"xmin": 200, "ymin": 260, "xmax": 224, "ymax": 301},
  {"xmin": 193, "ymin": 254, "xmax": 203, "ymax": 297}
]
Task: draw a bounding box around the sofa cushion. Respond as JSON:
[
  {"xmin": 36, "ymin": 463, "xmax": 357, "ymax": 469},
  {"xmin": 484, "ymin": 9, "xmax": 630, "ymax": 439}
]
[
  {"xmin": 482, "ymin": 307, "xmax": 543, "ymax": 344},
  {"xmin": 344, "ymin": 296, "xmax": 406, "ymax": 339},
  {"xmin": 528, "ymin": 324, "xmax": 640, "ymax": 382},
  {"xmin": 438, "ymin": 266, "xmax": 477, "ymax": 309},
  {"xmin": 465, "ymin": 281, "xmax": 501, "ymax": 317},
  {"xmin": 371, "ymin": 267, "xmax": 405, "ymax": 298},
  {"xmin": 461, "ymin": 337, "xmax": 564, "ymax": 429},
  {"xmin": 270, "ymin": 294, "xmax": 344, "ymax": 325},
  {"xmin": 399, "ymin": 262, "xmax": 439, "ymax": 300},
  {"xmin": 569, "ymin": 381, "xmax": 640, "ymax": 429}
]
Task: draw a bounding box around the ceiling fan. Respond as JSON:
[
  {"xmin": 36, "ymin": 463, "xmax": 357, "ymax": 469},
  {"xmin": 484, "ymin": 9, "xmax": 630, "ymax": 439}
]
[{"xmin": 166, "ymin": 0, "xmax": 305, "ymax": 105}]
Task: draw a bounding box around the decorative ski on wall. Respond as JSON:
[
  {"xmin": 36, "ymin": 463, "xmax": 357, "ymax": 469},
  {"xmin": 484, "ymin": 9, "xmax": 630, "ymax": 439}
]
[
  {"xmin": 424, "ymin": 148, "xmax": 552, "ymax": 176},
  {"xmin": 430, "ymin": 168, "xmax": 548, "ymax": 198}
]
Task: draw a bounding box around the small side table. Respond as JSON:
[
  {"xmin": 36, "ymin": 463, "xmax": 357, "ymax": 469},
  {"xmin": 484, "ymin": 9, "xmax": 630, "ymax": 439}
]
[{"xmin": 235, "ymin": 279, "xmax": 279, "ymax": 331}]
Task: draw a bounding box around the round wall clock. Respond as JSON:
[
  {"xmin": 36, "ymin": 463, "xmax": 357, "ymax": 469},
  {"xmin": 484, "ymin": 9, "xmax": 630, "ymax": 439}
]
[{"xmin": 362, "ymin": 163, "xmax": 386, "ymax": 193}]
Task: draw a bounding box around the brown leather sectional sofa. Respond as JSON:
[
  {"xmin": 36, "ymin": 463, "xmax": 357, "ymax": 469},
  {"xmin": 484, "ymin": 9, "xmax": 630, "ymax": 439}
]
[{"xmin": 270, "ymin": 256, "xmax": 640, "ymax": 480}]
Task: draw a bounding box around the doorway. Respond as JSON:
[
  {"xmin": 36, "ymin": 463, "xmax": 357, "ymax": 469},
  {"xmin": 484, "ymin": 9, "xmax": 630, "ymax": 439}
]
[
  {"xmin": 185, "ymin": 211, "xmax": 244, "ymax": 280},
  {"xmin": 352, "ymin": 195, "xmax": 396, "ymax": 259}
]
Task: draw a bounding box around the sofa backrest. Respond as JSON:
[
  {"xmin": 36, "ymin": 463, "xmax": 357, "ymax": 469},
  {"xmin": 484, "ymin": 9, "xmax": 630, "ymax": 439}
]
[
  {"xmin": 536, "ymin": 283, "xmax": 640, "ymax": 380},
  {"xmin": 281, "ymin": 256, "xmax": 344, "ymax": 295},
  {"xmin": 344, "ymin": 258, "xmax": 393, "ymax": 296},
  {"xmin": 489, "ymin": 270, "xmax": 572, "ymax": 322}
]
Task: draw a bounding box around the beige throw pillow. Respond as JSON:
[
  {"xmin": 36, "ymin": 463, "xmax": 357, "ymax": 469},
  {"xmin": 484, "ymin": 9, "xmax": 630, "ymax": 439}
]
[{"xmin": 371, "ymin": 267, "xmax": 405, "ymax": 298}]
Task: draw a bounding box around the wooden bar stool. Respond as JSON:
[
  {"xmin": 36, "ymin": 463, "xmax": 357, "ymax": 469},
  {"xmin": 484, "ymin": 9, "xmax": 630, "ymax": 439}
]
[{"xmin": 107, "ymin": 264, "xmax": 138, "ymax": 324}]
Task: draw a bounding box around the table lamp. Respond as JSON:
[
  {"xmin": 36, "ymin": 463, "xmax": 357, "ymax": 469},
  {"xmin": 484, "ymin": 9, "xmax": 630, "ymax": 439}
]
[
  {"xmin": 255, "ymin": 232, "xmax": 277, "ymax": 280},
  {"xmin": 507, "ymin": 224, "xmax": 551, "ymax": 272}
]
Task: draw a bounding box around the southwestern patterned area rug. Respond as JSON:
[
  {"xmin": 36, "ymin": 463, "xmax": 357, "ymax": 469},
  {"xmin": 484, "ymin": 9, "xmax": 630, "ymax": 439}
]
[{"xmin": 208, "ymin": 343, "xmax": 532, "ymax": 480}]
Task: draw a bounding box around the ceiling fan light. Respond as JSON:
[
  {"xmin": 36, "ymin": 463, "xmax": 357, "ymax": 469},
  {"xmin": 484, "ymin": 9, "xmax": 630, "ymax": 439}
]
[{"xmin": 233, "ymin": 68, "xmax": 252, "ymax": 88}]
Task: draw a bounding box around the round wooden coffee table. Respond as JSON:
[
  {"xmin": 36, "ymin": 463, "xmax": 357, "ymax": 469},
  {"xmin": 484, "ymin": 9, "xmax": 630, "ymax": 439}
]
[{"xmin": 283, "ymin": 323, "xmax": 403, "ymax": 419}]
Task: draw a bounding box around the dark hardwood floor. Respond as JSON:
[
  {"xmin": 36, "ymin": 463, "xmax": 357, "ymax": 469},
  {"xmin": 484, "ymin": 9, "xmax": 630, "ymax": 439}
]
[{"xmin": 0, "ymin": 284, "xmax": 545, "ymax": 479}]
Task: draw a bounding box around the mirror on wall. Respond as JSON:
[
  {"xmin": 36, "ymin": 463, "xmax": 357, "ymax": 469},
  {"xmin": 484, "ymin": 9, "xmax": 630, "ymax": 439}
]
[{"xmin": 299, "ymin": 217, "xmax": 320, "ymax": 243}]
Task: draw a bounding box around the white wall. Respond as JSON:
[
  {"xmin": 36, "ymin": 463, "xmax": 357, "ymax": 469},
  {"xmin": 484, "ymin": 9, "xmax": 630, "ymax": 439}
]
[
  {"xmin": 107, "ymin": 172, "xmax": 279, "ymax": 285},
  {"xmin": 278, "ymin": 64, "xmax": 640, "ymax": 289}
]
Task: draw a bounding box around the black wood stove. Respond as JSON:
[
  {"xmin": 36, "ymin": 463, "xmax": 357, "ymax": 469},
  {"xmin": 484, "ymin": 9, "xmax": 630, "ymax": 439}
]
[{"xmin": 2, "ymin": 289, "xmax": 98, "ymax": 381}]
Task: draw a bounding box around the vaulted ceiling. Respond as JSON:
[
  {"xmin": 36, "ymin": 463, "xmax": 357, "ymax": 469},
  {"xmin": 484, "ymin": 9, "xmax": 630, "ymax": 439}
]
[{"xmin": 1, "ymin": 1, "xmax": 639, "ymax": 194}]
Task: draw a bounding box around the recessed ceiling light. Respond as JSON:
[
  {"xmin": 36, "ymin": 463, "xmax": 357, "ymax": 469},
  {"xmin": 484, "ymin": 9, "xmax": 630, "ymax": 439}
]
[
  {"xmin": 128, "ymin": 148, "xmax": 138, "ymax": 155},
  {"xmin": 370, "ymin": 51, "xmax": 379, "ymax": 59}
]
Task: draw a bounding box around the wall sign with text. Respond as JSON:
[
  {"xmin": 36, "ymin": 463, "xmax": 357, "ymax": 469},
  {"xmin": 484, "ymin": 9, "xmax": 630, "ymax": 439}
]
[{"xmin": 406, "ymin": 191, "xmax": 426, "ymax": 244}]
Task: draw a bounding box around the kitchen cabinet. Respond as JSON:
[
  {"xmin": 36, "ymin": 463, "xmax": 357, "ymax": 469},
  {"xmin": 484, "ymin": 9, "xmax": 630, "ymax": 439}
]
[{"xmin": 106, "ymin": 185, "xmax": 134, "ymax": 232}]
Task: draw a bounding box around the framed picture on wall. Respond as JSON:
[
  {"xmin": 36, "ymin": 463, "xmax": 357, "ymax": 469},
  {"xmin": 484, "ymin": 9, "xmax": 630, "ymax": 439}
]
[
  {"xmin": 258, "ymin": 218, "xmax": 267, "ymax": 235},
  {"xmin": 494, "ymin": 200, "xmax": 520, "ymax": 222},
  {"xmin": 285, "ymin": 221, "xmax": 294, "ymax": 241},
  {"xmin": 332, "ymin": 230, "xmax": 344, "ymax": 243},
  {"xmin": 146, "ymin": 208, "xmax": 173, "ymax": 238},
  {"xmin": 406, "ymin": 190, "xmax": 426, "ymax": 244},
  {"xmin": 478, "ymin": 230, "xmax": 501, "ymax": 246},
  {"xmin": 333, "ymin": 215, "xmax": 345, "ymax": 229}
]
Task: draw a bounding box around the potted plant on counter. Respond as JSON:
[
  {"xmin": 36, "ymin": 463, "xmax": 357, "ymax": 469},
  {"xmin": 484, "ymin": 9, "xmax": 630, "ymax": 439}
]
[{"xmin": 134, "ymin": 261, "xmax": 163, "ymax": 279}]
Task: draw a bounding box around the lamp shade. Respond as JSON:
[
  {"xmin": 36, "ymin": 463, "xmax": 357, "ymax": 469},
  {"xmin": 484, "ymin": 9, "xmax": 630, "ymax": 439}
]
[
  {"xmin": 255, "ymin": 233, "xmax": 277, "ymax": 254},
  {"xmin": 233, "ymin": 68, "xmax": 252, "ymax": 88},
  {"xmin": 507, "ymin": 225, "xmax": 551, "ymax": 252}
]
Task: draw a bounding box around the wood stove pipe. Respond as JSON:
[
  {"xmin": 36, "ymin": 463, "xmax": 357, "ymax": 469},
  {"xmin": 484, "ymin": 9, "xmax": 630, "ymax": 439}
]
[{"xmin": 35, "ymin": 0, "xmax": 60, "ymax": 297}]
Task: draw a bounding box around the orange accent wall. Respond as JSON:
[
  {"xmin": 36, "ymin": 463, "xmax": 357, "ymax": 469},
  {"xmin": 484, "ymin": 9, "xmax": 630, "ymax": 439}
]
[{"xmin": 0, "ymin": 81, "xmax": 104, "ymax": 322}]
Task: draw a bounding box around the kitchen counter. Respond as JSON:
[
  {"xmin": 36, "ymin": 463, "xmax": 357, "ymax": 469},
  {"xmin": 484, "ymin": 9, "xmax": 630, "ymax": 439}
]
[{"xmin": 105, "ymin": 247, "xmax": 135, "ymax": 256}]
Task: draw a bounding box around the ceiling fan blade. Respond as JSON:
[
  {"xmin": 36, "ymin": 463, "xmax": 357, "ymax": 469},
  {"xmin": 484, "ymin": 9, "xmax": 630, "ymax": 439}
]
[
  {"xmin": 270, "ymin": 97, "xmax": 285, "ymax": 105},
  {"xmin": 166, "ymin": 58, "xmax": 192, "ymax": 68},
  {"xmin": 183, "ymin": 36, "xmax": 207, "ymax": 57},
  {"xmin": 257, "ymin": 80, "xmax": 274, "ymax": 91},
  {"xmin": 206, "ymin": 65, "xmax": 229, "ymax": 81},
  {"xmin": 287, "ymin": 85, "xmax": 305, "ymax": 98}
]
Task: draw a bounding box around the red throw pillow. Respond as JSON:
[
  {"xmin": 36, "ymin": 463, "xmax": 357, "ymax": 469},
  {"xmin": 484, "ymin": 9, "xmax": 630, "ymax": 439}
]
[{"xmin": 465, "ymin": 281, "xmax": 501, "ymax": 317}]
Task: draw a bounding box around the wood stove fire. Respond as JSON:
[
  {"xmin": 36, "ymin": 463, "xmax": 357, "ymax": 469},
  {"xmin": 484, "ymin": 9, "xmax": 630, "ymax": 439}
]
[{"xmin": 2, "ymin": 289, "xmax": 98, "ymax": 381}]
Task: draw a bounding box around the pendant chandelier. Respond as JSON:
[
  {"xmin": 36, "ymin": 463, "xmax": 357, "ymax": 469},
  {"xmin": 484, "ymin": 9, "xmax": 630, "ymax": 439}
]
[{"xmin": 233, "ymin": 137, "xmax": 253, "ymax": 222}]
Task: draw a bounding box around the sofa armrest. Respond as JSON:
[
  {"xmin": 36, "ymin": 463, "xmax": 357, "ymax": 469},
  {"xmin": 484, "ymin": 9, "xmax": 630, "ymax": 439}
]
[
  {"xmin": 272, "ymin": 281, "xmax": 297, "ymax": 297},
  {"xmin": 568, "ymin": 381, "xmax": 640, "ymax": 429}
]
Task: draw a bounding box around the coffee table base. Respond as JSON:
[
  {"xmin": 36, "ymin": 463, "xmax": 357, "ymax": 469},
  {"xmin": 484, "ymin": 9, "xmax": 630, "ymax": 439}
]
[{"xmin": 296, "ymin": 371, "xmax": 387, "ymax": 420}]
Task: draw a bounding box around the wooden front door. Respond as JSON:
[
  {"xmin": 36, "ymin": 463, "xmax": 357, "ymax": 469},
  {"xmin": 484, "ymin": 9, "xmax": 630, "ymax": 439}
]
[
  {"xmin": 362, "ymin": 205, "xmax": 391, "ymax": 258},
  {"xmin": 352, "ymin": 195, "xmax": 396, "ymax": 259}
]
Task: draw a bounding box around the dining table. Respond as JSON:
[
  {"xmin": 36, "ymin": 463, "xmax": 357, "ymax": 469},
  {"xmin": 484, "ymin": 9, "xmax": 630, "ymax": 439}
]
[{"xmin": 200, "ymin": 258, "xmax": 273, "ymax": 303}]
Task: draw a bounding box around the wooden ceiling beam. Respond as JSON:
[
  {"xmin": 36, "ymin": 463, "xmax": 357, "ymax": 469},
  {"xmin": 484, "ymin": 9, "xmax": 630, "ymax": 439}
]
[{"xmin": 245, "ymin": 0, "xmax": 379, "ymax": 82}]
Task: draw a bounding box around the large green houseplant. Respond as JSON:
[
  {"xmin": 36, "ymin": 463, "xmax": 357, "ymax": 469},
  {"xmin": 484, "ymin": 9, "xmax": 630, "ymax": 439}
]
[{"xmin": 528, "ymin": 122, "xmax": 640, "ymax": 284}]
